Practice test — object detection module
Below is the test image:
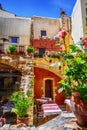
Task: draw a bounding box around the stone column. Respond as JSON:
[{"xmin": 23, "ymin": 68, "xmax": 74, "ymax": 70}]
[{"xmin": 19, "ymin": 54, "xmax": 34, "ymax": 125}]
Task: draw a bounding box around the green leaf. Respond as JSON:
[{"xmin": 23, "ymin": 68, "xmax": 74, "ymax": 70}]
[{"xmin": 58, "ymin": 87, "xmax": 64, "ymax": 93}]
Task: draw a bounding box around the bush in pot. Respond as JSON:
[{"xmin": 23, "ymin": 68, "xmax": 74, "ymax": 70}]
[
  {"xmin": 26, "ymin": 46, "xmax": 34, "ymax": 54},
  {"xmin": 58, "ymin": 44, "xmax": 87, "ymax": 126},
  {"xmin": 10, "ymin": 91, "xmax": 32, "ymax": 125},
  {"xmin": 7, "ymin": 45, "xmax": 17, "ymax": 54}
]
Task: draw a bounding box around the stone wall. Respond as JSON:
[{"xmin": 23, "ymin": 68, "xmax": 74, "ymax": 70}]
[
  {"xmin": 32, "ymin": 16, "xmax": 60, "ymax": 39},
  {"xmin": 0, "ymin": 17, "xmax": 31, "ymax": 45}
]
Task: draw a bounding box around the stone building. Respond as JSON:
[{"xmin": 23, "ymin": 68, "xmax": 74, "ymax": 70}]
[
  {"xmin": 0, "ymin": 5, "xmax": 31, "ymax": 53},
  {"xmin": 32, "ymin": 11, "xmax": 71, "ymax": 57},
  {"xmin": 0, "ymin": 5, "xmax": 34, "ymax": 125},
  {"xmin": 0, "ymin": 0, "xmax": 87, "ymax": 125},
  {"xmin": 0, "ymin": 4, "xmax": 71, "ymax": 103},
  {"xmin": 0, "ymin": 4, "xmax": 72, "ymax": 125},
  {"xmin": 72, "ymin": 0, "xmax": 87, "ymax": 43},
  {"xmin": 31, "ymin": 11, "xmax": 71, "ymax": 105}
]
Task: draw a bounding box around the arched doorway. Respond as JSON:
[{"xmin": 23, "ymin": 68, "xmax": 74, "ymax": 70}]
[
  {"xmin": 45, "ymin": 79, "xmax": 53, "ymax": 100},
  {"xmin": 0, "ymin": 63, "xmax": 22, "ymax": 99}
]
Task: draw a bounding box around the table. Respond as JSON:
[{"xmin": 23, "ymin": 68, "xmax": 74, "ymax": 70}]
[{"xmin": 42, "ymin": 103, "xmax": 62, "ymax": 118}]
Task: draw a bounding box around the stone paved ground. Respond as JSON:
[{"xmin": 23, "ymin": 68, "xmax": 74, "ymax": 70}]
[
  {"xmin": 34, "ymin": 112, "xmax": 77, "ymax": 130},
  {"xmin": 0, "ymin": 112, "xmax": 87, "ymax": 130}
]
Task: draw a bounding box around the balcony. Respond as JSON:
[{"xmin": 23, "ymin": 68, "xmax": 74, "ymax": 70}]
[{"xmin": 0, "ymin": 45, "xmax": 27, "ymax": 55}]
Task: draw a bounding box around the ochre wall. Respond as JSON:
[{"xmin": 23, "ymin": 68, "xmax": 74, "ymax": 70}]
[{"xmin": 34, "ymin": 67, "xmax": 65, "ymax": 105}]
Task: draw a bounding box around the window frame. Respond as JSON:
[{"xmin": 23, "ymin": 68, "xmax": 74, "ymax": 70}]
[
  {"xmin": 9, "ymin": 37, "xmax": 19, "ymax": 44},
  {"xmin": 41, "ymin": 30, "xmax": 46, "ymax": 37}
]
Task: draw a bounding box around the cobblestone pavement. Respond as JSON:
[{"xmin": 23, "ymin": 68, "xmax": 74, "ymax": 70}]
[
  {"xmin": 32, "ymin": 112, "xmax": 76, "ymax": 130},
  {"xmin": 0, "ymin": 112, "xmax": 87, "ymax": 130}
]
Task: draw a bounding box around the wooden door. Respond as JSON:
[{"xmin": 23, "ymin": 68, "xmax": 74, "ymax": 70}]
[
  {"xmin": 38, "ymin": 48, "xmax": 45, "ymax": 57},
  {"xmin": 45, "ymin": 79, "xmax": 53, "ymax": 99}
]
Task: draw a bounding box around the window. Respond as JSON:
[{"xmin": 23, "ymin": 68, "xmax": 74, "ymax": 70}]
[
  {"xmin": 41, "ymin": 30, "xmax": 46, "ymax": 37},
  {"xmin": 86, "ymin": 8, "xmax": 87, "ymax": 15},
  {"xmin": 10, "ymin": 37, "xmax": 19, "ymax": 43},
  {"xmin": 86, "ymin": 17, "xmax": 87, "ymax": 26}
]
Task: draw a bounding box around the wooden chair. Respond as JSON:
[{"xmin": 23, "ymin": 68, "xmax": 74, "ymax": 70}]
[{"xmin": 34, "ymin": 99, "xmax": 45, "ymax": 126}]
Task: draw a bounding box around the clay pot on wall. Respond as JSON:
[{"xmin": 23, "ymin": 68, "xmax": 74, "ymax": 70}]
[{"xmin": 70, "ymin": 91, "xmax": 87, "ymax": 126}]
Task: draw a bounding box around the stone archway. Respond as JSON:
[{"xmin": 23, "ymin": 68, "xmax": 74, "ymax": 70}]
[
  {"xmin": 0, "ymin": 63, "xmax": 22, "ymax": 98},
  {"xmin": 0, "ymin": 54, "xmax": 34, "ymax": 125},
  {"xmin": 0, "ymin": 54, "xmax": 34, "ymax": 93}
]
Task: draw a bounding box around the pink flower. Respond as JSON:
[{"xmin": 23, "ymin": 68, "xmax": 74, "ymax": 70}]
[
  {"xmin": 57, "ymin": 30, "xmax": 68, "ymax": 38},
  {"xmin": 81, "ymin": 38, "xmax": 87, "ymax": 48},
  {"xmin": 81, "ymin": 39, "xmax": 87, "ymax": 43}
]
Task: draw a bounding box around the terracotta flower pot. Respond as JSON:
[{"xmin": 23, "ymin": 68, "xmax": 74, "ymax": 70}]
[
  {"xmin": 71, "ymin": 92, "xmax": 87, "ymax": 126},
  {"xmin": 17, "ymin": 117, "xmax": 29, "ymax": 126}
]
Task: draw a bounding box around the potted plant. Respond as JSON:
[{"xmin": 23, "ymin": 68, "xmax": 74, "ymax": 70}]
[
  {"xmin": 26, "ymin": 46, "xmax": 34, "ymax": 54},
  {"xmin": 10, "ymin": 91, "xmax": 32, "ymax": 125},
  {"xmin": 7, "ymin": 45, "xmax": 17, "ymax": 54},
  {"xmin": 58, "ymin": 44, "xmax": 87, "ymax": 126}
]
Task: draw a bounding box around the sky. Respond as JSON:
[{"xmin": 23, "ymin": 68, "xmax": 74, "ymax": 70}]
[{"xmin": 0, "ymin": 0, "xmax": 76, "ymax": 18}]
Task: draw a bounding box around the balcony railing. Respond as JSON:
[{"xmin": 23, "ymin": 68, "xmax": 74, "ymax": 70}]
[{"xmin": 0, "ymin": 45, "xmax": 27, "ymax": 55}]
